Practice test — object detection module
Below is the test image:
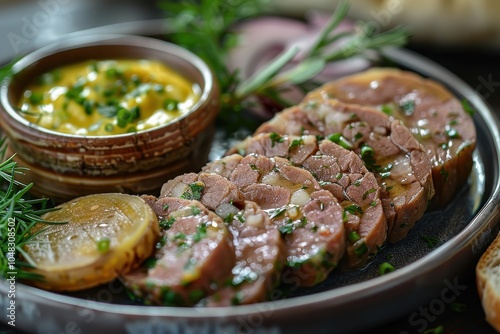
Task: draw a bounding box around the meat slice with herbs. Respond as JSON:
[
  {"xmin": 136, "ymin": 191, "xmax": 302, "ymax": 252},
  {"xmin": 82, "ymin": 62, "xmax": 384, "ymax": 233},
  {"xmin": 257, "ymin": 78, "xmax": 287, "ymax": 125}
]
[
  {"xmin": 305, "ymin": 68, "xmax": 476, "ymax": 209},
  {"xmin": 160, "ymin": 172, "xmax": 244, "ymax": 211},
  {"xmin": 229, "ymin": 133, "xmax": 386, "ymax": 267},
  {"xmin": 204, "ymin": 154, "xmax": 346, "ymax": 286},
  {"xmin": 121, "ymin": 197, "xmax": 235, "ymax": 306},
  {"xmin": 256, "ymin": 98, "xmax": 434, "ymax": 243},
  {"xmin": 201, "ymin": 201, "xmax": 285, "ymax": 306}
]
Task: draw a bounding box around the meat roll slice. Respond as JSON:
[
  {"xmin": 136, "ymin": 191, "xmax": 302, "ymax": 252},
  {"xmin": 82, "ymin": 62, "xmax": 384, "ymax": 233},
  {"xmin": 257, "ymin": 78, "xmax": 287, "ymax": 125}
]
[
  {"xmin": 121, "ymin": 197, "xmax": 235, "ymax": 306},
  {"xmin": 305, "ymin": 68, "xmax": 476, "ymax": 209},
  {"xmin": 256, "ymin": 98, "xmax": 434, "ymax": 243},
  {"xmin": 230, "ymin": 133, "xmax": 386, "ymax": 267},
  {"xmin": 202, "ymin": 201, "xmax": 285, "ymax": 306},
  {"xmin": 160, "ymin": 172, "xmax": 244, "ymax": 211},
  {"xmin": 204, "ymin": 154, "xmax": 346, "ymax": 286}
]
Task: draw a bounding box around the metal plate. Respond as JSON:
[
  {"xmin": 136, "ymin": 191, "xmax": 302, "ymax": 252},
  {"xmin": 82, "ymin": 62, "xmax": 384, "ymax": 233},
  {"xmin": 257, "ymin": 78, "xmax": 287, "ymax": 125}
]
[{"xmin": 1, "ymin": 42, "xmax": 500, "ymax": 334}]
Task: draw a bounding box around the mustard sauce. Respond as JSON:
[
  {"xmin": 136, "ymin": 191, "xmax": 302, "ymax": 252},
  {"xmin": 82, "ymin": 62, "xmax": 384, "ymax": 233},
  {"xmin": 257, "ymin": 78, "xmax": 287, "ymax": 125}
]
[{"xmin": 18, "ymin": 59, "xmax": 200, "ymax": 136}]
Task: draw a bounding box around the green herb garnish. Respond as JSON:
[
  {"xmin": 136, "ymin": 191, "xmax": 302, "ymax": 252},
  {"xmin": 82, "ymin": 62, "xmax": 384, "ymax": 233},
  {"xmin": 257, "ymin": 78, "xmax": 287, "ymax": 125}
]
[
  {"xmin": 96, "ymin": 238, "xmax": 110, "ymax": 253},
  {"xmin": 421, "ymin": 234, "xmax": 440, "ymax": 248},
  {"xmin": 461, "ymin": 98, "xmax": 475, "ymax": 116},
  {"xmin": 399, "ymin": 100, "xmax": 415, "ymax": 116},
  {"xmin": 269, "ymin": 132, "xmax": 284, "ymax": 147},
  {"xmin": 180, "ymin": 182, "xmax": 204, "ymax": 201},
  {"xmin": 378, "ymin": 261, "xmax": 395, "ymax": 275},
  {"xmin": 0, "ymin": 138, "xmax": 65, "ymax": 280}
]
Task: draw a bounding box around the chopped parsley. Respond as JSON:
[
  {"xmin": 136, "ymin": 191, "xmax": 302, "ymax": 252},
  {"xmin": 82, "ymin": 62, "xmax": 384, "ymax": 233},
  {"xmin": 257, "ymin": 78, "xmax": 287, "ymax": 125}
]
[
  {"xmin": 269, "ymin": 132, "xmax": 284, "ymax": 147},
  {"xmin": 289, "ymin": 138, "xmax": 304, "ymax": 149},
  {"xmin": 421, "ymin": 234, "xmax": 440, "ymax": 248},
  {"xmin": 363, "ymin": 188, "xmax": 377, "ymax": 200},
  {"xmin": 159, "ymin": 216, "xmax": 176, "ymax": 230},
  {"xmin": 180, "ymin": 182, "xmax": 204, "ymax": 200},
  {"xmin": 399, "ymin": 99, "xmax": 415, "ymax": 116},
  {"xmin": 96, "ymin": 238, "xmax": 110, "ymax": 253},
  {"xmin": 378, "ymin": 261, "xmax": 395, "ymax": 275},
  {"xmin": 327, "ymin": 133, "xmax": 353, "ymax": 150},
  {"xmin": 461, "ymin": 98, "xmax": 475, "ymax": 116},
  {"xmin": 193, "ymin": 224, "xmax": 208, "ymax": 242}
]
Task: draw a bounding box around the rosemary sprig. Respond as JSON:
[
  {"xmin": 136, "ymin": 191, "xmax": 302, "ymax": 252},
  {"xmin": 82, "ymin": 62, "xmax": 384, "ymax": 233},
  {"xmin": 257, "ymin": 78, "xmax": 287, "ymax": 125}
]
[
  {"xmin": 0, "ymin": 138, "xmax": 64, "ymax": 280},
  {"xmin": 160, "ymin": 0, "xmax": 409, "ymax": 120}
]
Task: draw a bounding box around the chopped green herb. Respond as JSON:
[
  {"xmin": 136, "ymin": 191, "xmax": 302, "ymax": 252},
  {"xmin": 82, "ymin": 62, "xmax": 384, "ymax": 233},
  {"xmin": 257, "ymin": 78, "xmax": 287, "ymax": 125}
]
[
  {"xmin": 399, "ymin": 100, "xmax": 415, "ymax": 116},
  {"xmin": 159, "ymin": 216, "xmax": 176, "ymax": 230},
  {"xmin": 461, "ymin": 98, "xmax": 475, "ymax": 116},
  {"xmin": 156, "ymin": 235, "xmax": 167, "ymax": 249},
  {"xmin": 421, "ymin": 234, "xmax": 440, "ymax": 248},
  {"xmin": 380, "ymin": 104, "xmax": 393, "ymax": 115},
  {"xmin": 29, "ymin": 91, "xmax": 44, "ymax": 105},
  {"xmin": 378, "ymin": 261, "xmax": 395, "ymax": 275},
  {"xmin": 362, "ymin": 188, "xmax": 376, "ymax": 200},
  {"xmin": 289, "ymin": 138, "xmax": 304, "ymax": 149},
  {"xmin": 174, "ymin": 232, "xmax": 187, "ymax": 240},
  {"xmin": 143, "ymin": 257, "xmax": 158, "ymax": 269},
  {"xmin": 161, "ymin": 288, "xmax": 183, "ymax": 306},
  {"xmin": 231, "ymin": 291, "xmax": 244, "ymax": 306},
  {"xmin": 96, "ymin": 238, "xmax": 110, "ymax": 253},
  {"xmin": 188, "ymin": 289, "xmax": 205, "ymax": 304},
  {"xmin": 354, "ymin": 242, "xmax": 368, "ymax": 256},
  {"xmin": 269, "ymin": 132, "xmax": 284, "ymax": 147},
  {"xmin": 344, "ymin": 204, "xmax": 363, "ymax": 215},
  {"xmin": 450, "ymin": 302, "xmax": 466, "ymax": 313},
  {"xmin": 328, "ymin": 133, "xmax": 353, "ymax": 150},
  {"xmin": 423, "ymin": 325, "xmax": 444, "ymax": 334},
  {"xmin": 347, "ymin": 231, "xmax": 361, "ymax": 242},
  {"xmin": 440, "ymin": 166, "xmax": 449, "ymax": 182},
  {"xmin": 445, "ymin": 127, "xmax": 460, "ymax": 139},
  {"xmin": 163, "ymin": 98, "xmax": 179, "ymax": 111},
  {"xmin": 180, "ymin": 182, "xmax": 204, "ymax": 200},
  {"xmin": 193, "ymin": 224, "xmax": 208, "ymax": 242},
  {"xmin": 191, "ymin": 206, "xmax": 201, "ymax": 215},
  {"xmin": 279, "ymin": 221, "xmax": 295, "ymax": 235},
  {"xmin": 223, "ymin": 213, "xmax": 234, "ymax": 224},
  {"xmin": 270, "ymin": 207, "xmax": 286, "ymax": 219}
]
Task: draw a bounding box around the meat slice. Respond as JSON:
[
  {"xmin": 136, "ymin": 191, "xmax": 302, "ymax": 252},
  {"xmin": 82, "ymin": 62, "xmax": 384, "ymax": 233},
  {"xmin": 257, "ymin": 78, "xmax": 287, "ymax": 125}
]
[
  {"xmin": 201, "ymin": 201, "xmax": 285, "ymax": 306},
  {"xmin": 256, "ymin": 98, "xmax": 434, "ymax": 243},
  {"xmin": 121, "ymin": 197, "xmax": 235, "ymax": 306},
  {"xmin": 229, "ymin": 133, "xmax": 386, "ymax": 267},
  {"xmin": 160, "ymin": 172, "xmax": 244, "ymax": 211},
  {"xmin": 305, "ymin": 68, "xmax": 476, "ymax": 209},
  {"xmin": 204, "ymin": 154, "xmax": 346, "ymax": 286}
]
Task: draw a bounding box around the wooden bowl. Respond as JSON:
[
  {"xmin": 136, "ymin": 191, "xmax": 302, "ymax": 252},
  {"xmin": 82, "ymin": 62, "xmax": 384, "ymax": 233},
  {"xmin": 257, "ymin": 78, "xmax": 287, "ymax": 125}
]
[{"xmin": 0, "ymin": 34, "xmax": 219, "ymax": 202}]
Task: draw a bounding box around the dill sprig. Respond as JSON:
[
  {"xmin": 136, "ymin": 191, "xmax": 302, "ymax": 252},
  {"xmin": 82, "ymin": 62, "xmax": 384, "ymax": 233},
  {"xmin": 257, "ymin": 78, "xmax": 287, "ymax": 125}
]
[
  {"xmin": 0, "ymin": 138, "xmax": 64, "ymax": 280},
  {"xmin": 160, "ymin": 0, "xmax": 409, "ymax": 120}
]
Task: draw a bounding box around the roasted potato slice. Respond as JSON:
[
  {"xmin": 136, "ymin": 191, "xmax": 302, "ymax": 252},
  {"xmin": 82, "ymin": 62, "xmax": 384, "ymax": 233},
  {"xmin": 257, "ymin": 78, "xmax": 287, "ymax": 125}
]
[{"xmin": 22, "ymin": 193, "xmax": 159, "ymax": 291}]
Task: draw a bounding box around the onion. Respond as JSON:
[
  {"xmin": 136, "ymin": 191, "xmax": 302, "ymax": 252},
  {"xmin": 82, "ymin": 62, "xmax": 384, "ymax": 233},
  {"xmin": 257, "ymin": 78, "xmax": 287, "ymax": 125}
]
[{"xmin": 215, "ymin": 202, "xmax": 240, "ymax": 220}]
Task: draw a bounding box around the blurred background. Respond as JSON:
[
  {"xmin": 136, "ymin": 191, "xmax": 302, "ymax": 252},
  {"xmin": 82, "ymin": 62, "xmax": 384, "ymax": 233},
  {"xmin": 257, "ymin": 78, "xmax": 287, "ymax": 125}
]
[{"xmin": 1, "ymin": 0, "xmax": 498, "ymax": 106}]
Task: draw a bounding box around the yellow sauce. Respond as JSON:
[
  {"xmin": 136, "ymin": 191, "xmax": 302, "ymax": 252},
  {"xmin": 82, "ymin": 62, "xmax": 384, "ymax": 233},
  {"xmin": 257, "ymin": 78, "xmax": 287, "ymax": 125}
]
[{"xmin": 18, "ymin": 59, "xmax": 200, "ymax": 136}]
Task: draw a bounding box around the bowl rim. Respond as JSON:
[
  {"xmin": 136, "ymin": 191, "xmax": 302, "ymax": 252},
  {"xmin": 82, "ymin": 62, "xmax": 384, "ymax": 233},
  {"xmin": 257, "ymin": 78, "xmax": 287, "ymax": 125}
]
[{"xmin": 0, "ymin": 34, "xmax": 216, "ymax": 139}]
